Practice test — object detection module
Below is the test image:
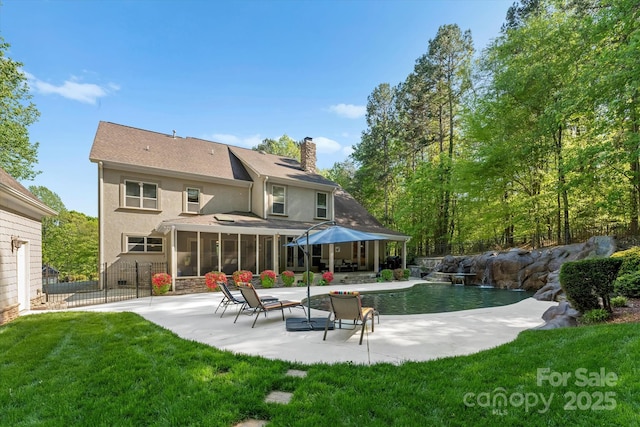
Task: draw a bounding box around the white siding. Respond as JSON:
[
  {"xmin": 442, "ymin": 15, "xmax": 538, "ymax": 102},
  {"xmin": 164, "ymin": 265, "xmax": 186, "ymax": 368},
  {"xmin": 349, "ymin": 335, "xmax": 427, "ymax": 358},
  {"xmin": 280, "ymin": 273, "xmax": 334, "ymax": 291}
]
[{"xmin": 0, "ymin": 208, "xmax": 43, "ymax": 314}]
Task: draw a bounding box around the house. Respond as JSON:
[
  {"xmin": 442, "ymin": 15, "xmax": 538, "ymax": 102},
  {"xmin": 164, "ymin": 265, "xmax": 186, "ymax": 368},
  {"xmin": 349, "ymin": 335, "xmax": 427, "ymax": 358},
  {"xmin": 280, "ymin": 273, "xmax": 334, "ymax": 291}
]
[
  {"xmin": 0, "ymin": 167, "xmax": 57, "ymax": 324},
  {"xmin": 89, "ymin": 122, "xmax": 409, "ymax": 291}
]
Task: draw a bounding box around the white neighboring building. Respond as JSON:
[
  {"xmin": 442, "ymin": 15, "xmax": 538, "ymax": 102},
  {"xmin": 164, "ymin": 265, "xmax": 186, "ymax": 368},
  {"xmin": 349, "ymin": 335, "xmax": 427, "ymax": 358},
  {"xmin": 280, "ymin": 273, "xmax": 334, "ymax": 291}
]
[{"xmin": 0, "ymin": 167, "xmax": 56, "ymax": 325}]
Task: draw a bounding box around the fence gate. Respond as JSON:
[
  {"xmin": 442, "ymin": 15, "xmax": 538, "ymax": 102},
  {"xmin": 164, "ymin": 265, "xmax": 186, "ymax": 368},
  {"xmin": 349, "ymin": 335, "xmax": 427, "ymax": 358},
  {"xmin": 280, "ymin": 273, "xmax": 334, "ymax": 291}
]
[{"xmin": 42, "ymin": 262, "xmax": 167, "ymax": 309}]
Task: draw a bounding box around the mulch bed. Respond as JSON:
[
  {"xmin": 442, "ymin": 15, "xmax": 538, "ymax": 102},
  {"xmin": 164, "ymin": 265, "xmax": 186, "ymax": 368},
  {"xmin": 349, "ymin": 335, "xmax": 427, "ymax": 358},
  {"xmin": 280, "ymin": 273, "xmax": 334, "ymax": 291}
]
[{"xmin": 607, "ymin": 298, "xmax": 640, "ymax": 324}]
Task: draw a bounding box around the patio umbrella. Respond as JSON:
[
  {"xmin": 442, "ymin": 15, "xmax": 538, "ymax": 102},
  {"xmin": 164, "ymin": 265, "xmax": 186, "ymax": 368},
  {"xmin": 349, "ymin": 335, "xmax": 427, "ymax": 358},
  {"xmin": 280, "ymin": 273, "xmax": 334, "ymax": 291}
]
[
  {"xmin": 285, "ymin": 225, "xmax": 387, "ymax": 246},
  {"xmin": 285, "ymin": 223, "xmax": 386, "ymax": 331}
]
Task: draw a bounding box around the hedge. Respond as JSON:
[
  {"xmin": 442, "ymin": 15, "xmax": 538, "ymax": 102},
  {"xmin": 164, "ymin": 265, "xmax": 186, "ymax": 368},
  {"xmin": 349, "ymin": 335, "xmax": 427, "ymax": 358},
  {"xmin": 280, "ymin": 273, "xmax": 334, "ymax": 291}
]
[{"xmin": 559, "ymin": 258, "xmax": 622, "ymax": 313}]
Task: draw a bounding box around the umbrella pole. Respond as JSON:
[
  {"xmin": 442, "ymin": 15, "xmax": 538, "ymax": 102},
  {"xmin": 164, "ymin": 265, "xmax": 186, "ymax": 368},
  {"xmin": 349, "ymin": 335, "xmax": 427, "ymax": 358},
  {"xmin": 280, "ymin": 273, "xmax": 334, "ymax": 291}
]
[
  {"xmin": 285, "ymin": 220, "xmax": 336, "ymax": 332},
  {"xmin": 305, "ymin": 231, "xmax": 311, "ymax": 324}
]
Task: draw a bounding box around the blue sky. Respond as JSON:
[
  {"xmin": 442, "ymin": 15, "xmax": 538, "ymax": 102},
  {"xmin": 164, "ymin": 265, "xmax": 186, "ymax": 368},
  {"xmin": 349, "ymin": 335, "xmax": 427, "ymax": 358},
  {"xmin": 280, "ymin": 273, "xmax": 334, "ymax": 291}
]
[{"xmin": 2, "ymin": 0, "xmax": 513, "ymax": 217}]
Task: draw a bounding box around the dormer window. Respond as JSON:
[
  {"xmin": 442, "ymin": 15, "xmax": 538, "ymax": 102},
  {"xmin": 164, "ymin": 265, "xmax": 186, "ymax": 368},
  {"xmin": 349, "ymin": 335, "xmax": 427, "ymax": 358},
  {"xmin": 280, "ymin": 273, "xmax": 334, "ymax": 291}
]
[
  {"xmin": 316, "ymin": 192, "xmax": 328, "ymax": 218},
  {"xmin": 272, "ymin": 185, "xmax": 286, "ymax": 215}
]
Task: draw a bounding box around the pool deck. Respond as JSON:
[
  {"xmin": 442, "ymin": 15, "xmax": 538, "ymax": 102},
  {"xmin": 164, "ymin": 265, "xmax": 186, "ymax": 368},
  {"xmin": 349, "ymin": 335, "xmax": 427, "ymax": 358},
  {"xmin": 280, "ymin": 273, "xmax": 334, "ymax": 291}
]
[{"xmin": 64, "ymin": 279, "xmax": 557, "ymax": 365}]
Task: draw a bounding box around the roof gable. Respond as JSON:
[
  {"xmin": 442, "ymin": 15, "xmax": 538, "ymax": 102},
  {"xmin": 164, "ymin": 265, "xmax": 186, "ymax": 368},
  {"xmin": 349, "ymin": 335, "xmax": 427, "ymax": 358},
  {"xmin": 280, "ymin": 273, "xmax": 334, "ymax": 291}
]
[
  {"xmin": 0, "ymin": 167, "xmax": 57, "ymax": 218},
  {"xmin": 89, "ymin": 122, "xmax": 251, "ymax": 181},
  {"xmin": 334, "ymin": 188, "xmax": 405, "ymax": 237},
  {"xmin": 229, "ymin": 146, "xmax": 337, "ymax": 187}
]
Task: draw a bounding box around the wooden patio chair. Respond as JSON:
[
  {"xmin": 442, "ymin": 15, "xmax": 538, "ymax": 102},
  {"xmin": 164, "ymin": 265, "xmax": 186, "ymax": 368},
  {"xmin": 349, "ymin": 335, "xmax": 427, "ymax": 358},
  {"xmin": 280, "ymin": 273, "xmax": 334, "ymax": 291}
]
[
  {"xmin": 233, "ymin": 282, "xmax": 306, "ymax": 328},
  {"xmin": 214, "ymin": 281, "xmax": 277, "ymax": 318},
  {"xmin": 323, "ymin": 290, "xmax": 379, "ymax": 345}
]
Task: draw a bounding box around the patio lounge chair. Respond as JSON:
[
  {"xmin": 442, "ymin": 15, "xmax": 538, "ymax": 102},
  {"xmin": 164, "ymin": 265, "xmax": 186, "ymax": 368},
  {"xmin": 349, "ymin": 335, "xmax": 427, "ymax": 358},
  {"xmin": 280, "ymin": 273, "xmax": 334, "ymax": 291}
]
[
  {"xmin": 215, "ymin": 281, "xmax": 277, "ymax": 318},
  {"xmin": 323, "ymin": 290, "xmax": 379, "ymax": 345},
  {"xmin": 233, "ymin": 282, "xmax": 306, "ymax": 328}
]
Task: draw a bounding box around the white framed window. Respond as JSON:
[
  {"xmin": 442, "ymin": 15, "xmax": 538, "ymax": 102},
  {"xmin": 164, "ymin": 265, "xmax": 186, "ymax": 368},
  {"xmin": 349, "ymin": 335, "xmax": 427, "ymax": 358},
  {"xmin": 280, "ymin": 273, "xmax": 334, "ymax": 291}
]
[
  {"xmin": 185, "ymin": 187, "xmax": 200, "ymax": 213},
  {"xmin": 316, "ymin": 192, "xmax": 328, "ymax": 218},
  {"xmin": 125, "ymin": 180, "xmax": 158, "ymax": 210},
  {"xmin": 126, "ymin": 236, "xmax": 164, "ymax": 253},
  {"xmin": 272, "ymin": 185, "xmax": 286, "ymax": 215}
]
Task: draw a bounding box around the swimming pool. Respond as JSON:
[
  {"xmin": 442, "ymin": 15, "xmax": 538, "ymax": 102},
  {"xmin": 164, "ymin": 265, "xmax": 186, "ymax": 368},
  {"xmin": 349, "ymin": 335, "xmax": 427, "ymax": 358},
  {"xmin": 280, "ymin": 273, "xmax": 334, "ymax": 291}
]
[{"xmin": 306, "ymin": 283, "xmax": 535, "ymax": 315}]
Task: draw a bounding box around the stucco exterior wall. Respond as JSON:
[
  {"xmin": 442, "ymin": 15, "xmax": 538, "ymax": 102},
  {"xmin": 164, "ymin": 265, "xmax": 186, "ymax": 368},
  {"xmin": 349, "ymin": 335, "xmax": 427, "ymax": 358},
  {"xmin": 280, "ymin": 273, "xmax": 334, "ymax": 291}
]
[
  {"xmin": 100, "ymin": 167, "xmax": 250, "ymax": 266},
  {"xmin": 266, "ymin": 181, "xmax": 333, "ymax": 222},
  {"xmin": 0, "ymin": 208, "xmax": 43, "ymax": 324}
]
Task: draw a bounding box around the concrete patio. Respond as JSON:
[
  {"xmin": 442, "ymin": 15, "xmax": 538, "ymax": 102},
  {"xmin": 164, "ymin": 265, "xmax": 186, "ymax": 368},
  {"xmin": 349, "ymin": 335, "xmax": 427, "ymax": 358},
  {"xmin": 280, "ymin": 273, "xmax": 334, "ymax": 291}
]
[{"xmin": 68, "ymin": 279, "xmax": 556, "ymax": 365}]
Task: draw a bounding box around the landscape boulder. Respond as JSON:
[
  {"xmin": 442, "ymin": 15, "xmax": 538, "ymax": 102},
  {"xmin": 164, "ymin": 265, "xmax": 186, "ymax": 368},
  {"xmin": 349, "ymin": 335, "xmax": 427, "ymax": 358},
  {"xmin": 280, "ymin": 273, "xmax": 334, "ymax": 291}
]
[
  {"xmin": 533, "ymin": 301, "xmax": 581, "ymax": 330},
  {"xmin": 431, "ymin": 236, "xmax": 616, "ymax": 301}
]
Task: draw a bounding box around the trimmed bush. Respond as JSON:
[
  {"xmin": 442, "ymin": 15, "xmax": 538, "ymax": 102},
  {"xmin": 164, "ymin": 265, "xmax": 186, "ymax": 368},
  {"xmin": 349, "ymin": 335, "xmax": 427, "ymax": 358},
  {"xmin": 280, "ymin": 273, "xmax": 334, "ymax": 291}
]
[
  {"xmin": 580, "ymin": 308, "xmax": 611, "ymax": 324},
  {"xmin": 302, "ymin": 271, "xmax": 314, "ymax": 286},
  {"xmin": 380, "ymin": 269, "xmax": 393, "ymax": 282},
  {"xmin": 613, "ymin": 271, "xmax": 640, "ymax": 298},
  {"xmin": 611, "ymin": 246, "xmax": 640, "ymax": 275},
  {"xmin": 560, "ymin": 258, "xmax": 622, "ymax": 313},
  {"xmin": 611, "ymin": 247, "xmax": 640, "ymax": 297},
  {"xmin": 281, "ymin": 270, "xmax": 295, "ymax": 287}
]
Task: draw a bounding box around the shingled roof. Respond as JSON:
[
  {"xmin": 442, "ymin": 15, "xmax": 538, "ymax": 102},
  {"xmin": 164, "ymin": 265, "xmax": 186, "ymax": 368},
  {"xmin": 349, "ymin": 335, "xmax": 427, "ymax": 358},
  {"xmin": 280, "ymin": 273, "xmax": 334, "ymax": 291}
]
[
  {"xmin": 334, "ymin": 188, "xmax": 406, "ymax": 237},
  {"xmin": 0, "ymin": 167, "xmax": 57, "ymax": 217},
  {"xmin": 90, "ymin": 121, "xmax": 335, "ymax": 187}
]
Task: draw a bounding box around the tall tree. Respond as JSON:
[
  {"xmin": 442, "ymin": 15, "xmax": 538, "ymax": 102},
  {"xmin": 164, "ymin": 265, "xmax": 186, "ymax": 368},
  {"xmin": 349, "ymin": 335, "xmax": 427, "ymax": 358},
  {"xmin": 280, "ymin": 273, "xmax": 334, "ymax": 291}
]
[
  {"xmin": 324, "ymin": 159, "xmax": 357, "ymax": 193},
  {"xmin": 0, "ymin": 37, "xmax": 40, "ymax": 180},
  {"xmin": 253, "ymin": 134, "xmax": 300, "ymax": 159},
  {"xmin": 396, "ymin": 24, "xmax": 474, "ymax": 254},
  {"xmin": 584, "ymin": 0, "xmax": 640, "ymax": 233},
  {"xmin": 29, "ymin": 185, "xmax": 98, "ymax": 279},
  {"xmin": 352, "ymin": 83, "xmax": 400, "ymax": 226},
  {"xmin": 29, "ymin": 185, "xmax": 66, "ymax": 267}
]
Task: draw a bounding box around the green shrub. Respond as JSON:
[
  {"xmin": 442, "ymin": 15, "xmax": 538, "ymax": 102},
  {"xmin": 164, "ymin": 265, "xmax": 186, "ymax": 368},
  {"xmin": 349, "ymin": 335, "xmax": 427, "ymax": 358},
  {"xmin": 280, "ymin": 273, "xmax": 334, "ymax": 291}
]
[
  {"xmin": 560, "ymin": 258, "xmax": 622, "ymax": 313},
  {"xmin": 380, "ymin": 269, "xmax": 393, "ymax": 281},
  {"xmin": 302, "ymin": 271, "xmax": 315, "ymax": 286},
  {"xmin": 613, "ymin": 271, "xmax": 640, "ymax": 298},
  {"xmin": 611, "ymin": 246, "xmax": 640, "ymax": 275},
  {"xmin": 280, "ymin": 270, "xmax": 295, "ymax": 287},
  {"xmin": 611, "ymin": 295, "xmax": 628, "ymax": 308},
  {"xmin": 580, "ymin": 308, "xmax": 611, "ymax": 324}
]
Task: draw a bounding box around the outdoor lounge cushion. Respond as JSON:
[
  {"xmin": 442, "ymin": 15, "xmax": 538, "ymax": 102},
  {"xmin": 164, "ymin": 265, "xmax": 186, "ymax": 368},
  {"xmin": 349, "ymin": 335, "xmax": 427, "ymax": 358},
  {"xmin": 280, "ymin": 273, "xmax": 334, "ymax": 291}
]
[
  {"xmin": 233, "ymin": 282, "xmax": 306, "ymax": 328},
  {"xmin": 324, "ymin": 290, "xmax": 379, "ymax": 345},
  {"xmin": 215, "ymin": 281, "xmax": 277, "ymax": 318}
]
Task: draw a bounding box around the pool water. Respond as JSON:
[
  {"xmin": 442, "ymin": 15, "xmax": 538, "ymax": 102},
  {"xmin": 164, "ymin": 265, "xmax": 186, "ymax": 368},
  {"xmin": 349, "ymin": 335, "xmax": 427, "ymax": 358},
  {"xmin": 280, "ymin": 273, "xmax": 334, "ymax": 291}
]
[{"xmin": 306, "ymin": 283, "xmax": 535, "ymax": 315}]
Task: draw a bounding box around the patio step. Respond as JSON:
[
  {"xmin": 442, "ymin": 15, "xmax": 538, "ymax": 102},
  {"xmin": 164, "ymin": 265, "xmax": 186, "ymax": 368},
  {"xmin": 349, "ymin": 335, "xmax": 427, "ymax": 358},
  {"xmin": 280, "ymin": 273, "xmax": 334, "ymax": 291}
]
[{"xmin": 339, "ymin": 273, "xmax": 378, "ymax": 284}]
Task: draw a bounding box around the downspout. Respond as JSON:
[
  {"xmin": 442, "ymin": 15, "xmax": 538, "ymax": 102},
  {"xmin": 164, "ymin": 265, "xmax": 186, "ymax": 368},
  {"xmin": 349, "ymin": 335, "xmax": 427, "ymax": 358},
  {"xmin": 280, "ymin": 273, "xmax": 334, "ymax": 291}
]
[
  {"xmin": 171, "ymin": 225, "xmax": 176, "ymax": 291},
  {"xmin": 331, "ymin": 187, "xmax": 337, "ymax": 221},
  {"xmin": 263, "ymin": 176, "xmax": 269, "ymax": 219},
  {"xmin": 98, "ymin": 161, "xmax": 104, "ymax": 289}
]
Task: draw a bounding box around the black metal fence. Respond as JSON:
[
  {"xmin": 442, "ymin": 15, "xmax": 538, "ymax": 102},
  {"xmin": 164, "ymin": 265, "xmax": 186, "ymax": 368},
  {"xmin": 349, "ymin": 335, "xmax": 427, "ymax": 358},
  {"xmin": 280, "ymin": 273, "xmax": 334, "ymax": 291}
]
[{"xmin": 42, "ymin": 261, "xmax": 167, "ymax": 309}]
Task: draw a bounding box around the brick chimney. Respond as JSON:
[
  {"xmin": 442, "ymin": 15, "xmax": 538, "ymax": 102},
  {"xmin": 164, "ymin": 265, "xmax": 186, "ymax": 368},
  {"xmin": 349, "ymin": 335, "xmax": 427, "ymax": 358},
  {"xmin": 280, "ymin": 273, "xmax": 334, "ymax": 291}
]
[{"xmin": 300, "ymin": 137, "xmax": 317, "ymax": 174}]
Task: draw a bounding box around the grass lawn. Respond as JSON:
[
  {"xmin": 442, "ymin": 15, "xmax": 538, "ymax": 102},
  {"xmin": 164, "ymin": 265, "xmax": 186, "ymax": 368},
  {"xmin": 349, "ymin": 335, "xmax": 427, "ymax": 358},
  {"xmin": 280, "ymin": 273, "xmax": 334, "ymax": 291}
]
[{"xmin": 1, "ymin": 312, "xmax": 638, "ymax": 426}]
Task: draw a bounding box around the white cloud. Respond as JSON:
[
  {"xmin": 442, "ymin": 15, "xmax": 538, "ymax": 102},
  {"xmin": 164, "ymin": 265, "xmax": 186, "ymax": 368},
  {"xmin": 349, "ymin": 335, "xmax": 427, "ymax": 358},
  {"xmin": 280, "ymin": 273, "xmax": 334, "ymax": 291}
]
[
  {"xmin": 313, "ymin": 136, "xmax": 342, "ymax": 154},
  {"xmin": 342, "ymin": 145, "xmax": 354, "ymax": 157},
  {"xmin": 209, "ymin": 133, "xmax": 262, "ymax": 148},
  {"xmin": 23, "ymin": 71, "xmax": 118, "ymax": 104},
  {"xmin": 328, "ymin": 103, "xmax": 366, "ymax": 119}
]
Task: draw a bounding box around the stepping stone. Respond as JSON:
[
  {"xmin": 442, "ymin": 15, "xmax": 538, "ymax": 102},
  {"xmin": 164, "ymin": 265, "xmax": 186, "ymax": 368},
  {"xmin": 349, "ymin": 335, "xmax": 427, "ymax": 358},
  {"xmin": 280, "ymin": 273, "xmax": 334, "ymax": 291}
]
[
  {"xmin": 233, "ymin": 420, "xmax": 268, "ymax": 427},
  {"xmin": 264, "ymin": 391, "xmax": 293, "ymax": 404},
  {"xmin": 286, "ymin": 369, "xmax": 307, "ymax": 378}
]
